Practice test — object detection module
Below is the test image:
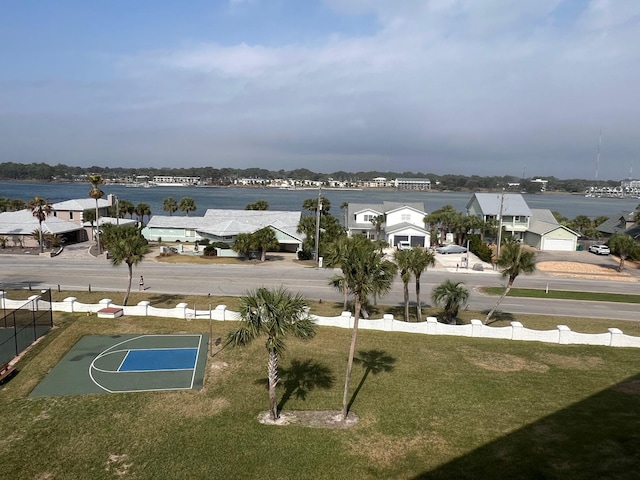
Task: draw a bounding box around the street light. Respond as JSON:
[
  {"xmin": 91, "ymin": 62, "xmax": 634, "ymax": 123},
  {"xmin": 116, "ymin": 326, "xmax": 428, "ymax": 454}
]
[{"xmin": 314, "ymin": 187, "xmax": 322, "ymax": 266}]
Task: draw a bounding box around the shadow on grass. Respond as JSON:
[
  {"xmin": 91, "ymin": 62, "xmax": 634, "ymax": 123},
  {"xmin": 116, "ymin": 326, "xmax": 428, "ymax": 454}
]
[
  {"xmin": 412, "ymin": 373, "xmax": 640, "ymax": 479},
  {"xmin": 146, "ymin": 293, "xmax": 185, "ymax": 305},
  {"xmin": 483, "ymin": 310, "xmax": 516, "ymax": 326},
  {"xmin": 347, "ymin": 349, "xmax": 396, "ymax": 413},
  {"xmin": 253, "ymin": 358, "xmax": 335, "ymax": 412}
]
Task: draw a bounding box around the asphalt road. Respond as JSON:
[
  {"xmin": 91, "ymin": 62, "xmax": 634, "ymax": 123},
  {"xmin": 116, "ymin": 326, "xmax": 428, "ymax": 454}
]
[{"xmin": 1, "ymin": 249, "xmax": 639, "ymax": 322}]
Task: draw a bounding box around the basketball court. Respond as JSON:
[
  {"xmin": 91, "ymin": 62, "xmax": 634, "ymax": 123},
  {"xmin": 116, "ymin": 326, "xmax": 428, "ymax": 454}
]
[{"xmin": 30, "ymin": 334, "xmax": 208, "ymax": 397}]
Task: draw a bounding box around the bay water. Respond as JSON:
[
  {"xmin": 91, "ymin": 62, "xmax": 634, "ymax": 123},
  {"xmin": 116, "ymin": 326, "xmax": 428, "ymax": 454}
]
[{"xmin": 1, "ymin": 181, "xmax": 638, "ymax": 220}]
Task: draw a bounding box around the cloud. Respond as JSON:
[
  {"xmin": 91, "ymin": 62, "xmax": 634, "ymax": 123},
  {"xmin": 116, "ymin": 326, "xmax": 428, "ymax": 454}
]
[{"xmin": 3, "ymin": 1, "xmax": 640, "ymax": 179}]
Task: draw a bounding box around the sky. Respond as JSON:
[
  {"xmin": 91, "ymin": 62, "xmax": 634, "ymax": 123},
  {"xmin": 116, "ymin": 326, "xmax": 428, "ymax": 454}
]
[{"xmin": 1, "ymin": 0, "xmax": 638, "ymax": 180}]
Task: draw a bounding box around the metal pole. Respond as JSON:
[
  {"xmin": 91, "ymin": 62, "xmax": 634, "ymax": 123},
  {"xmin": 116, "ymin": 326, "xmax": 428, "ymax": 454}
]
[{"xmin": 314, "ymin": 186, "xmax": 322, "ymax": 265}]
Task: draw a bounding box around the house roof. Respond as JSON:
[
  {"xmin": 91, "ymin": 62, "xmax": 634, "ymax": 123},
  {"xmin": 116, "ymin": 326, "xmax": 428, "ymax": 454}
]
[
  {"xmin": 53, "ymin": 198, "xmax": 111, "ymax": 211},
  {"xmin": 0, "ymin": 210, "xmax": 83, "ymax": 235},
  {"xmin": 527, "ymin": 209, "xmax": 579, "ymax": 237},
  {"xmin": 466, "ymin": 193, "xmax": 532, "ymax": 217},
  {"xmin": 382, "ymin": 201, "xmax": 426, "ymax": 213},
  {"xmin": 347, "ymin": 202, "xmax": 426, "ymax": 229},
  {"xmin": 385, "ymin": 222, "xmax": 430, "ymax": 235},
  {"xmin": 146, "ymin": 209, "xmax": 303, "ymax": 241},
  {"xmin": 597, "ymin": 211, "xmax": 635, "ymax": 235}
]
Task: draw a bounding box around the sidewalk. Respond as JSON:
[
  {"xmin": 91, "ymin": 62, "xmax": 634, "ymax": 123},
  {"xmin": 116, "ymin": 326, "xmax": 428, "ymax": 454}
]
[{"xmin": 432, "ymin": 251, "xmax": 497, "ymax": 274}]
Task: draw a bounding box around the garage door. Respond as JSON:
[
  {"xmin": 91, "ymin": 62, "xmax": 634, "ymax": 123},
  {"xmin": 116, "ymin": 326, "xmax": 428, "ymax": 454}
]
[{"xmin": 542, "ymin": 238, "xmax": 575, "ymax": 251}]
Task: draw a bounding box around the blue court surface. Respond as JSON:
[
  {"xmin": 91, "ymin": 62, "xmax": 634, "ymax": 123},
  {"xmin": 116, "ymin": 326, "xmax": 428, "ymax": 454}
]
[
  {"xmin": 119, "ymin": 348, "xmax": 198, "ymax": 372},
  {"xmin": 30, "ymin": 334, "xmax": 209, "ymax": 396}
]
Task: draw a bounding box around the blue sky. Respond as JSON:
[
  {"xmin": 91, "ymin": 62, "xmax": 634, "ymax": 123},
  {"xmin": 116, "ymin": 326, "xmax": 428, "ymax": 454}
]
[{"xmin": 1, "ymin": 0, "xmax": 638, "ymax": 180}]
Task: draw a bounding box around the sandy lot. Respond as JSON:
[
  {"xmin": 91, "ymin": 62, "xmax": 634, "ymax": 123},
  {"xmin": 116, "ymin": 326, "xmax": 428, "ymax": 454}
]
[{"xmin": 537, "ymin": 259, "xmax": 638, "ymax": 282}]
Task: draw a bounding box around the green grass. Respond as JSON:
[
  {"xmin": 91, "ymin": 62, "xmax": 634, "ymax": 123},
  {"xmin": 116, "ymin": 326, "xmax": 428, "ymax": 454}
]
[
  {"xmin": 2, "ymin": 304, "xmax": 640, "ymax": 479},
  {"xmin": 482, "ymin": 286, "xmax": 640, "ymax": 304}
]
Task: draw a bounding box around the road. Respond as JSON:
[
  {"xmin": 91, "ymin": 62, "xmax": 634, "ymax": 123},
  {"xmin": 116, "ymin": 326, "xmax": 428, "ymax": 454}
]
[{"xmin": 1, "ymin": 250, "xmax": 639, "ymax": 322}]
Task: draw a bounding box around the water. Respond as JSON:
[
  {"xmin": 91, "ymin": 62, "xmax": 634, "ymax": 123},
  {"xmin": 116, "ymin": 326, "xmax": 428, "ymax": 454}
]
[{"xmin": 1, "ymin": 181, "xmax": 638, "ymax": 220}]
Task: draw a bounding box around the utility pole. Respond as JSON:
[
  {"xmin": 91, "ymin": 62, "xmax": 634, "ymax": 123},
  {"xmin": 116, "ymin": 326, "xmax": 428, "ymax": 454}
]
[
  {"xmin": 314, "ymin": 185, "xmax": 322, "ymax": 266},
  {"xmin": 496, "ymin": 189, "xmax": 505, "ymax": 262}
]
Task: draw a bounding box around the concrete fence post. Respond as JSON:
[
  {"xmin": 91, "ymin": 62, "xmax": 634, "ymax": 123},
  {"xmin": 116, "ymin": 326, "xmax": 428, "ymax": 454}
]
[
  {"xmin": 470, "ymin": 319, "xmax": 483, "ymax": 337},
  {"xmin": 557, "ymin": 325, "xmax": 571, "ymax": 345},
  {"xmin": 138, "ymin": 301, "xmax": 151, "ymax": 316},
  {"xmin": 176, "ymin": 302, "xmax": 189, "ymax": 320},
  {"xmin": 426, "ymin": 317, "xmax": 438, "ymax": 335},
  {"xmin": 511, "ymin": 321, "xmax": 524, "ymax": 340},
  {"xmin": 215, "ymin": 305, "xmax": 227, "ymax": 321},
  {"xmin": 608, "ymin": 328, "xmax": 623, "ymax": 347},
  {"xmin": 383, "ymin": 314, "xmax": 394, "ymax": 331},
  {"xmin": 98, "ymin": 299, "xmax": 112, "ymax": 309},
  {"xmin": 341, "ymin": 311, "xmax": 352, "ymax": 329},
  {"xmin": 64, "ymin": 297, "xmax": 77, "ymax": 313}
]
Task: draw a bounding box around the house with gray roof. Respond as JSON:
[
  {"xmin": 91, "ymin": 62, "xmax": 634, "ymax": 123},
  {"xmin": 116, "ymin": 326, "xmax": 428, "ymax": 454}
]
[
  {"xmin": 523, "ymin": 209, "xmax": 580, "ymax": 251},
  {"xmin": 142, "ymin": 209, "xmax": 303, "ymax": 252},
  {"xmin": 0, "ymin": 209, "xmax": 86, "ymax": 248},
  {"xmin": 466, "ymin": 193, "xmax": 532, "ymax": 242},
  {"xmin": 346, "ymin": 201, "xmax": 430, "ymax": 247}
]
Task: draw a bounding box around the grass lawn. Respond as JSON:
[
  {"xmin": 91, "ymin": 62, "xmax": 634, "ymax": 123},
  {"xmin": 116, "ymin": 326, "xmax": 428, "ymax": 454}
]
[
  {"xmin": 2, "ymin": 301, "xmax": 640, "ymax": 479},
  {"xmin": 482, "ymin": 286, "xmax": 640, "ymax": 304}
]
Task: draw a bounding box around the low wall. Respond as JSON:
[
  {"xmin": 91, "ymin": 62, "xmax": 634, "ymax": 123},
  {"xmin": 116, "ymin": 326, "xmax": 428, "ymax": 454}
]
[{"xmin": 2, "ymin": 291, "xmax": 639, "ymax": 349}]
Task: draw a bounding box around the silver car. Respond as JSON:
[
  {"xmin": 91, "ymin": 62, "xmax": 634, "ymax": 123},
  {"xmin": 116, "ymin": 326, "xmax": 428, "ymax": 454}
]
[{"xmin": 435, "ymin": 244, "xmax": 468, "ymax": 254}]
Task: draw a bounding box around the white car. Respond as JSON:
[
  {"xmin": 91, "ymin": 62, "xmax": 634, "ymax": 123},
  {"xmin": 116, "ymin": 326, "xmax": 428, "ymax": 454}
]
[{"xmin": 589, "ymin": 245, "xmax": 610, "ymax": 255}]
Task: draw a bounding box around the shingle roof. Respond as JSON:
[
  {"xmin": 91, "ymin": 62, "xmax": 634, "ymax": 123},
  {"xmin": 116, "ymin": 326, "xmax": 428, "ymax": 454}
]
[{"xmin": 527, "ymin": 209, "xmax": 579, "ymax": 236}]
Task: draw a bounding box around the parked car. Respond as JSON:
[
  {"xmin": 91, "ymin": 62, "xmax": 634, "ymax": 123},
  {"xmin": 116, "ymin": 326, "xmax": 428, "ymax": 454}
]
[
  {"xmin": 397, "ymin": 241, "xmax": 412, "ymax": 250},
  {"xmin": 588, "ymin": 244, "xmax": 610, "ymax": 255},
  {"xmin": 435, "ymin": 244, "xmax": 468, "ymax": 254}
]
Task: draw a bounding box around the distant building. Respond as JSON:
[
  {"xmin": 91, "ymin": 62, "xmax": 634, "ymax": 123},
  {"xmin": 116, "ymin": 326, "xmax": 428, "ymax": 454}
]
[{"xmin": 394, "ymin": 178, "xmax": 431, "ymax": 190}]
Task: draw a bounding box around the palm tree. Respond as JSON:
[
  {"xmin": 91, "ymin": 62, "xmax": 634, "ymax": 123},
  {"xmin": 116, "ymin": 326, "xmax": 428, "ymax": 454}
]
[
  {"xmin": 135, "ymin": 203, "xmax": 152, "ymax": 226},
  {"xmin": 370, "ymin": 214, "xmax": 385, "ymax": 241},
  {"xmin": 232, "ymin": 233, "xmax": 255, "ymax": 259},
  {"xmin": 245, "ymin": 200, "xmax": 269, "ymax": 210},
  {"xmin": 82, "ymin": 209, "xmax": 96, "ymax": 241},
  {"xmin": 485, "ymin": 242, "xmax": 536, "ymax": 323},
  {"xmin": 251, "ymin": 227, "xmax": 279, "ymax": 261},
  {"xmin": 608, "ymin": 234, "xmax": 638, "ymax": 271},
  {"xmin": 28, "ymin": 196, "xmax": 53, "ymax": 253},
  {"xmin": 340, "ymin": 202, "xmax": 349, "ymax": 231},
  {"xmin": 179, "ymin": 197, "xmax": 196, "ymax": 216},
  {"xmin": 326, "ymin": 235, "xmax": 397, "ymax": 419},
  {"xmin": 227, "ymin": 287, "xmax": 316, "ymax": 421},
  {"xmin": 88, "ymin": 174, "xmax": 104, "ymax": 254},
  {"xmin": 100, "ymin": 224, "xmax": 151, "ymax": 306},
  {"xmin": 394, "ymin": 248, "xmax": 413, "ymax": 321},
  {"xmin": 162, "ymin": 197, "xmax": 178, "ymax": 216},
  {"xmin": 119, "ymin": 199, "xmax": 135, "ymax": 219},
  {"xmin": 329, "ymin": 274, "xmax": 349, "ymax": 311},
  {"xmin": 431, "ymin": 280, "xmax": 469, "ymax": 324},
  {"xmin": 408, "ymin": 248, "xmax": 435, "ymax": 322}
]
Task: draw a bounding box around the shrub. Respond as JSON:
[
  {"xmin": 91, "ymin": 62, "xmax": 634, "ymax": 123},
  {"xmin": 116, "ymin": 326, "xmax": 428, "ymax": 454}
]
[
  {"xmin": 469, "ymin": 234, "xmax": 492, "ymax": 262},
  {"xmin": 211, "ymin": 242, "xmax": 230, "ymax": 249},
  {"xmin": 203, "ymin": 245, "xmax": 217, "ymax": 256},
  {"xmin": 198, "ymin": 238, "xmax": 210, "ymax": 246}
]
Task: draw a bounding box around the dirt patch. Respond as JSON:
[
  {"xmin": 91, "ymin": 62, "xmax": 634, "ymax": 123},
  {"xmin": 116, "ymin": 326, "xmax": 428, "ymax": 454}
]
[
  {"xmin": 145, "ymin": 392, "xmax": 229, "ymax": 419},
  {"xmin": 105, "ymin": 454, "xmax": 132, "ymax": 477},
  {"xmin": 349, "ymin": 431, "xmax": 448, "ymax": 468},
  {"xmin": 537, "ymin": 261, "xmax": 636, "ymax": 282},
  {"xmin": 459, "ymin": 346, "xmax": 549, "ymax": 373},
  {"xmin": 536, "ymin": 353, "xmax": 605, "ymax": 370},
  {"xmin": 257, "ymin": 410, "xmax": 359, "ymax": 429}
]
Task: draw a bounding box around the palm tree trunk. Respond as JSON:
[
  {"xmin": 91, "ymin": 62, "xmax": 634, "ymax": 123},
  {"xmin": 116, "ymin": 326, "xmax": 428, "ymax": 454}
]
[
  {"xmin": 341, "ymin": 296, "xmax": 361, "ymax": 420},
  {"xmin": 415, "ymin": 275, "xmax": 422, "ymax": 322},
  {"xmin": 38, "ymin": 223, "xmax": 44, "ymax": 254},
  {"xmin": 403, "ymin": 282, "xmax": 410, "ymax": 321},
  {"xmin": 342, "ymin": 284, "xmax": 348, "ymax": 311},
  {"xmin": 95, "ymin": 198, "xmax": 101, "ymax": 255},
  {"xmin": 485, "ymin": 279, "xmax": 514, "ymax": 324},
  {"xmin": 268, "ymin": 351, "xmax": 279, "ymax": 420},
  {"xmin": 123, "ymin": 263, "xmax": 133, "ymax": 306}
]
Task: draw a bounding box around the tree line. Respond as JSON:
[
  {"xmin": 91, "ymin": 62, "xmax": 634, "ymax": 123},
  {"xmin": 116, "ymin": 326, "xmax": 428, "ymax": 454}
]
[{"xmin": 0, "ymin": 160, "xmax": 621, "ymax": 193}]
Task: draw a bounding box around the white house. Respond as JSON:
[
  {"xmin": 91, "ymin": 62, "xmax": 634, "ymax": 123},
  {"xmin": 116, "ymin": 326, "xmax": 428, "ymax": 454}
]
[
  {"xmin": 0, "ymin": 209, "xmax": 86, "ymax": 247},
  {"xmin": 346, "ymin": 202, "xmax": 430, "ymax": 247},
  {"xmin": 142, "ymin": 209, "xmax": 303, "ymax": 252}
]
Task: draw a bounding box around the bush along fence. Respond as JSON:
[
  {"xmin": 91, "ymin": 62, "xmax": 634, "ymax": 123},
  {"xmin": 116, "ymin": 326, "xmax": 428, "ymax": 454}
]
[{"xmin": 2, "ymin": 291, "xmax": 639, "ymax": 349}]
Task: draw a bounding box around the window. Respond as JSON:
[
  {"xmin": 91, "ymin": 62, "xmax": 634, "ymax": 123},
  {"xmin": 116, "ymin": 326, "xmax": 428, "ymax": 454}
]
[
  {"xmin": 185, "ymin": 229, "xmax": 195, "ymax": 237},
  {"xmin": 69, "ymin": 211, "xmax": 74, "ymax": 220},
  {"xmin": 401, "ymin": 214, "xmax": 411, "ymax": 222},
  {"xmin": 363, "ymin": 214, "xmax": 374, "ymax": 222}
]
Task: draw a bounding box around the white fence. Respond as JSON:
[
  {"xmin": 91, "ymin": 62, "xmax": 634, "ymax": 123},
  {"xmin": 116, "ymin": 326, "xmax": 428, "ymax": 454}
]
[{"xmin": 2, "ymin": 291, "xmax": 639, "ymax": 349}]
